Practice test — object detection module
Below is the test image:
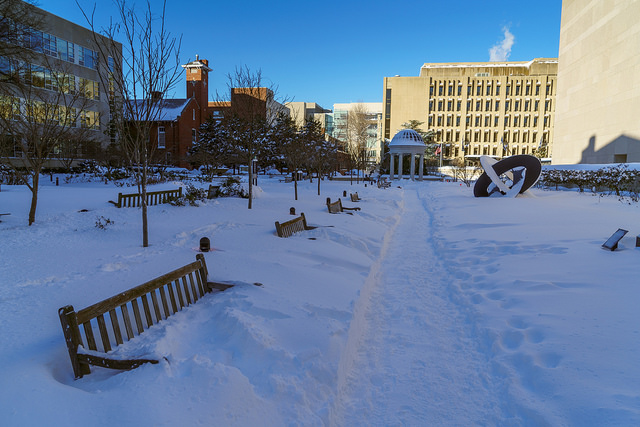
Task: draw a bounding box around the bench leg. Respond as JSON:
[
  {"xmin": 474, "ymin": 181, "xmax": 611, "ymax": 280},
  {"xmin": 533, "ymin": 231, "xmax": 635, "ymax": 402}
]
[{"xmin": 59, "ymin": 305, "xmax": 91, "ymax": 379}]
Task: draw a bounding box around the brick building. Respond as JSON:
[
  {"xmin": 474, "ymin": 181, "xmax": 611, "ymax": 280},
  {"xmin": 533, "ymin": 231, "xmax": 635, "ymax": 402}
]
[{"xmin": 151, "ymin": 56, "xmax": 285, "ymax": 168}]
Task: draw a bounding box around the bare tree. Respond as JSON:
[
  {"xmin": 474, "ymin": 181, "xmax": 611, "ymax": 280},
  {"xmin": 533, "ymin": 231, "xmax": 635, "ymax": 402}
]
[
  {"xmin": 0, "ymin": 5, "xmax": 98, "ymax": 225},
  {"xmin": 82, "ymin": 0, "xmax": 182, "ymax": 247},
  {"xmin": 217, "ymin": 66, "xmax": 287, "ymax": 209},
  {"xmin": 304, "ymin": 118, "xmax": 337, "ymax": 196},
  {"xmin": 272, "ymin": 113, "xmax": 305, "ymax": 200}
]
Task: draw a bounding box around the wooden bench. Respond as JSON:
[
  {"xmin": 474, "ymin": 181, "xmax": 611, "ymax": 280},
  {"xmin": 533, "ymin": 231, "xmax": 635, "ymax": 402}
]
[
  {"xmin": 58, "ymin": 254, "xmax": 233, "ymax": 379},
  {"xmin": 350, "ymin": 192, "xmax": 361, "ymax": 202},
  {"xmin": 275, "ymin": 212, "xmax": 316, "ymax": 237},
  {"xmin": 110, "ymin": 188, "xmax": 183, "ymax": 208},
  {"xmin": 279, "ymin": 176, "xmax": 293, "ymax": 183},
  {"xmin": 377, "ymin": 179, "xmax": 391, "ymax": 189},
  {"xmin": 0, "ymin": 213, "xmax": 10, "ymax": 222},
  {"xmin": 207, "ymin": 184, "xmax": 220, "ymax": 199},
  {"xmin": 326, "ymin": 197, "xmax": 361, "ymax": 214}
]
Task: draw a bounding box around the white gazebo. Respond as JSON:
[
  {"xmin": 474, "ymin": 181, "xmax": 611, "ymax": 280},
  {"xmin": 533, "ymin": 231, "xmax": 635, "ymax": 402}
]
[{"xmin": 388, "ymin": 129, "xmax": 426, "ymax": 181}]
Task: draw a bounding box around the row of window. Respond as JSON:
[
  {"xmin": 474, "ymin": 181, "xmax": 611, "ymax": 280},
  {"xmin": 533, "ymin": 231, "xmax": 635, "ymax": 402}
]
[
  {"xmin": 429, "ymin": 113, "xmax": 551, "ymax": 128},
  {"xmin": 430, "ymin": 80, "xmax": 554, "ymax": 97},
  {"xmin": 444, "ymin": 142, "xmax": 544, "ymax": 158},
  {"xmin": 0, "ymin": 95, "xmax": 100, "ymax": 129},
  {"xmin": 0, "ymin": 58, "xmax": 101, "ymax": 100},
  {"xmin": 5, "ymin": 17, "xmax": 99, "ymax": 70},
  {"xmin": 430, "ymin": 98, "xmax": 552, "ymax": 113},
  {"xmin": 435, "ymin": 128, "xmax": 548, "ymax": 146}
]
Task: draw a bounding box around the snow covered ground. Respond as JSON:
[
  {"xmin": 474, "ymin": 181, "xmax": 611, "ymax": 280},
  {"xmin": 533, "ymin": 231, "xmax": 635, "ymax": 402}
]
[{"xmin": 0, "ymin": 175, "xmax": 638, "ymax": 426}]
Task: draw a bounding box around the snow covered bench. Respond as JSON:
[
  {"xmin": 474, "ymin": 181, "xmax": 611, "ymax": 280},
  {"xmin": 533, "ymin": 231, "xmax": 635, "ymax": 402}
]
[
  {"xmin": 326, "ymin": 197, "xmax": 361, "ymax": 214},
  {"xmin": 110, "ymin": 187, "xmax": 182, "ymax": 208},
  {"xmin": 207, "ymin": 184, "xmax": 220, "ymax": 199},
  {"xmin": 377, "ymin": 179, "xmax": 391, "ymax": 189},
  {"xmin": 350, "ymin": 192, "xmax": 361, "ymax": 202},
  {"xmin": 275, "ymin": 213, "xmax": 316, "ymax": 238},
  {"xmin": 58, "ymin": 254, "xmax": 233, "ymax": 379}
]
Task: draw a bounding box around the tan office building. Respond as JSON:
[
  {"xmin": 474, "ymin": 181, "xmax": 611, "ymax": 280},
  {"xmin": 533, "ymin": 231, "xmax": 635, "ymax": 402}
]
[
  {"xmin": 383, "ymin": 58, "xmax": 558, "ymax": 163},
  {"xmin": 552, "ymin": 0, "xmax": 640, "ymax": 164}
]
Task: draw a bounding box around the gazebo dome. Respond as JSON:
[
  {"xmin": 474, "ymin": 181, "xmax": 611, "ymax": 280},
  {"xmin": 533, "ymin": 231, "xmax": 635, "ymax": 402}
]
[{"xmin": 389, "ymin": 129, "xmax": 425, "ymax": 147}]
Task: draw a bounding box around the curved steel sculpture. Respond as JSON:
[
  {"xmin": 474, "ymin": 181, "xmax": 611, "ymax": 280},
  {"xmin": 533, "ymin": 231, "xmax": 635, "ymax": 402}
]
[{"xmin": 473, "ymin": 155, "xmax": 542, "ymax": 197}]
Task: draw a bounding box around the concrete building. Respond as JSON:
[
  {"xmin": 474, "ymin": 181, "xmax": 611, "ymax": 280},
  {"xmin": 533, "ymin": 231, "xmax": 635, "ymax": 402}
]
[
  {"xmin": 552, "ymin": 0, "xmax": 640, "ymax": 164},
  {"xmin": 285, "ymin": 102, "xmax": 331, "ymax": 128},
  {"xmin": 332, "ymin": 102, "xmax": 383, "ymax": 166},
  {"xmin": 0, "ymin": 1, "xmax": 121, "ymax": 162},
  {"xmin": 382, "ymin": 59, "xmax": 558, "ymax": 164}
]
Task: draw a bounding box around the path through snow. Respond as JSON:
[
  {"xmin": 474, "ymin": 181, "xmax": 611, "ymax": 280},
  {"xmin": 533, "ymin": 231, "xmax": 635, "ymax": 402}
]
[{"xmin": 332, "ymin": 184, "xmax": 504, "ymax": 425}]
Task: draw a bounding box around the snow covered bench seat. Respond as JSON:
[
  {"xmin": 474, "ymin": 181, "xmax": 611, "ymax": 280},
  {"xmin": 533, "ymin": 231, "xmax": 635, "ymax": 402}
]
[
  {"xmin": 326, "ymin": 197, "xmax": 361, "ymax": 214},
  {"xmin": 275, "ymin": 213, "xmax": 316, "ymax": 238},
  {"xmin": 350, "ymin": 192, "xmax": 361, "ymax": 202},
  {"xmin": 58, "ymin": 254, "xmax": 232, "ymax": 379}
]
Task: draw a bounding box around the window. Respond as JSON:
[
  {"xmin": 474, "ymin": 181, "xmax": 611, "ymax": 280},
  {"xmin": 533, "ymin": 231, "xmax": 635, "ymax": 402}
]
[
  {"xmin": 457, "ymin": 85, "xmax": 462, "ymax": 96},
  {"xmin": 466, "ymin": 100, "xmax": 471, "ymax": 111},
  {"xmin": 80, "ymin": 110, "xmax": 99, "ymax": 129},
  {"xmin": 457, "ymin": 100, "xmax": 461, "ymax": 111},
  {"xmin": 192, "ymin": 109, "xmax": 195, "ymax": 120},
  {"xmin": 506, "ymin": 85, "xmax": 510, "ymax": 96},
  {"xmin": 475, "ymin": 115, "xmax": 481, "ymax": 127},
  {"xmin": 525, "ymin": 85, "xmax": 530, "ymax": 96},
  {"xmin": 447, "ymin": 100, "xmax": 453, "ymax": 111},
  {"xmin": 437, "ymin": 115, "xmax": 443, "ymax": 126},
  {"xmin": 456, "ymin": 116, "xmax": 460, "ymax": 126},
  {"xmin": 524, "ymin": 116, "xmax": 529, "ymax": 127},
  {"xmin": 495, "ymin": 100, "xmax": 500, "ymax": 111},
  {"xmin": 78, "ymin": 46, "xmax": 97, "ymax": 69},
  {"xmin": 437, "ymin": 100, "xmax": 443, "ymax": 111},
  {"xmin": 192, "ymin": 128, "xmax": 197, "ymax": 142},
  {"xmin": 496, "ymin": 85, "xmax": 500, "ymax": 96},
  {"xmin": 484, "ymin": 116, "xmax": 490, "ymax": 127},
  {"xmin": 476, "ymin": 85, "xmax": 482, "ymax": 96},
  {"xmin": 514, "ymin": 116, "xmax": 520, "ymax": 126},
  {"xmin": 158, "ymin": 126, "xmax": 166, "ymax": 148},
  {"xmin": 535, "ymin": 100, "xmax": 539, "ymax": 111},
  {"xmin": 494, "ymin": 115, "xmax": 499, "ymax": 127},
  {"xmin": 429, "ymin": 86, "xmax": 434, "ymax": 96},
  {"xmin": 515, "ymin": 85, "xmax": 521, "ymax": 96},
  {"xmin": 485, "ymin": 100, "xmax": 491, "ymax": 111},
  {"xmin": 536, "ymin": 84, "xmax": 540, "ymax": 96},
  {"xmin": 524, "ymin": 100, "xmax": 530, "ymax": 111},
  {"xmin": 504, "ymin": 116, "xmax": 510, "ymax": 127},
  {"xmin": 438, "ymin": 85, "xmax": 443, "ymax": 96},
  {"xmin": 486, "ymin": 85, "xmax": 492, "ymax": 96},
  {"xmin": 446, "ymin": 115, "xmax": 452, "ymax": 126},
  {"xmin": 533, "ymin": 116, "xmax": 538, "ymax": 127},
  {"xmin": 448, "ymin": 85, "xmax": 453, "ymax": 96},
  {"xmin": 476, "ymin": 100, "xmax": 481, "ymax": 111},
  {"xmin": 505, "ymin": 101, "xmax": 510, "ymax": 111},
  {"xmin": 514, "ymin": 101, "xmax": 520, "ymax": 111}
]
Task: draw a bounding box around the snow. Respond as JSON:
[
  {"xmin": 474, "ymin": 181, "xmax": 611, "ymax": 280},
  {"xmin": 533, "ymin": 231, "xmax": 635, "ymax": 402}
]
[{"xmin": 1, "ymin": 175, "xmax": 639, "ymax": 426}]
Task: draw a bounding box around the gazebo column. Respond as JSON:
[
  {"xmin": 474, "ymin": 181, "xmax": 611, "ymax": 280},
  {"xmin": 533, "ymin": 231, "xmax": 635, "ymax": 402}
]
[
  {"xmin": 398, "ymin": 154, "xmax": 404, "ymax": 180},
  {"xmin": 418, "ymin": 153, "xmax": 424, "ymax": 181},
  {"xmin": 389, "ymin": 153, "xmax": 395, "ymax": 180},
  {"xmin": 410, "ymin": 153, "xmax": 416, "ymax": 180}
]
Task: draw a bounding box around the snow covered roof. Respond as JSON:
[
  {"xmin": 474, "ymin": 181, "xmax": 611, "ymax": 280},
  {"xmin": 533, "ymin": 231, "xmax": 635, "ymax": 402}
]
[
  {"xmin": 127, "ymin": 99, "xmax": 191, "ymax": 122},
  {"xmin": 389, "ymin": 129, "xmax": 425, "ymax": 147}
]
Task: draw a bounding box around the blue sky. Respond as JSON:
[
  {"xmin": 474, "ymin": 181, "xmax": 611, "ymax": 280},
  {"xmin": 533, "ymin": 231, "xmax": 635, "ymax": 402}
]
[{"xmin": 42, "ymin": 0, "xmax": 562, "ymax": 110}]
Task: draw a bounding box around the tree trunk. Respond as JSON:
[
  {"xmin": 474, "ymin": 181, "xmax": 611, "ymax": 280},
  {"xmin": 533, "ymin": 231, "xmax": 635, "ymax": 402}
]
[
  {"xmin": 142, "ymin": 155, "xmax": 149, "ymax": 247},
  {"xmin": 248, "ymin": 164, "xmax": 253, "ymax": 209},
  {"xmin": 28, "ymin": 172, "xmax": 39, "ymax": 226},
  {"xmin": 294, "ymin": 175, "xmax": 298, "ymax": 200},
  {"xmin": 317, "ymin": 168, "xmax": 321, "ymax": 195}
]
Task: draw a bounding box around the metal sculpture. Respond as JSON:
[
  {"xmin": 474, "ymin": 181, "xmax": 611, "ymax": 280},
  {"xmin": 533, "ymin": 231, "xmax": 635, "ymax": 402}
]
[{"xmin": 473, "ymin": 155, "xmax": 542, "ymax": 197}]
